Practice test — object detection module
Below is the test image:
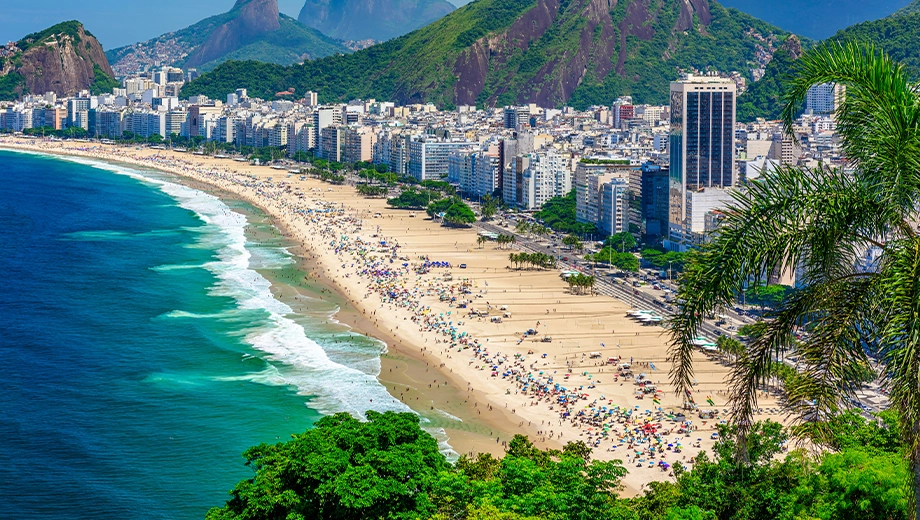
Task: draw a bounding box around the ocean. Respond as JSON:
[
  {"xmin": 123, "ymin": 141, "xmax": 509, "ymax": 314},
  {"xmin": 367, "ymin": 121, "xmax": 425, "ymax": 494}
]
[{"xmin": 0, "ymin": 149, "xmax": 413, "ymax": 518}]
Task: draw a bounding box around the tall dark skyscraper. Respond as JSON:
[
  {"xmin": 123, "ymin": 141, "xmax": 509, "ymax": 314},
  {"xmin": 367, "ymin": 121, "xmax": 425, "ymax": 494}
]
[{"xmin": 667, "ymin": 74, "xmax": 736, "ymax": 249}]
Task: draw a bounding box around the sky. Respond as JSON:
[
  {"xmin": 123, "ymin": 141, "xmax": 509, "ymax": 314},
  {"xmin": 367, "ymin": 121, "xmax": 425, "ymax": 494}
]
[
  {"xmin": 0, "ymin": 0, "xmax": 309, "ymax": 49},
  {"xmin": 718, "ymin": 0, "xmax": 913, "ymax": 39},
  {"xmin": 0, "ymin": 0, "xmax": 912, "ymax": 50}
]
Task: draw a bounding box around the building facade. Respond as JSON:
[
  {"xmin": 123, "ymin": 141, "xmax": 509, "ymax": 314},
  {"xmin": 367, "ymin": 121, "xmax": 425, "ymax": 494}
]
[{"xmin": 668, "ymin": 74, "xmax": 736, "ymax": 249}]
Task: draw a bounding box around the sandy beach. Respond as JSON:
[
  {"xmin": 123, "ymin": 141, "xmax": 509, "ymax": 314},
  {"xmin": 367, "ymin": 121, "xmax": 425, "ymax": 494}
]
[{"xmin": 0, "ymin": 137, "xmax": 786, "ymax": 493}]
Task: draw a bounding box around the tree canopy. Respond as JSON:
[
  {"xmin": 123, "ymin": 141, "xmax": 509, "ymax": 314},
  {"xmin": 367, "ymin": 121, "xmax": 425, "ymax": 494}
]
[
  {"xmin": 667, "ymin": 42, "xmax": 920, "ymax": 517},
  {"xmin": 207, "ymin": 411, "xmax": 447, "ymax": 520},
  {"xmin": 209, "ymin": 411, "xmax": 910, "ymax": 520},
  {"xmin": 534, "ymin": 190, "xmax": 597, "ymax": 235}
]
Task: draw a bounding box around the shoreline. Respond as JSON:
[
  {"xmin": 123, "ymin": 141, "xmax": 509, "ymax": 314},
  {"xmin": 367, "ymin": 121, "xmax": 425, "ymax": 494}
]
[
  {"xmin": 1, "ymin": 141, "xmax": 516, "ymax": 459},
  {"xmin": 0, "ymin": 138, "xmax": 786, "ymax": 493}
]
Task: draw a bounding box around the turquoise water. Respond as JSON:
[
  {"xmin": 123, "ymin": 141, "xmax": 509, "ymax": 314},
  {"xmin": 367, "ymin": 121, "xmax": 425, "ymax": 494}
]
[{"xmin": 0, "ymin": 150, "xmax": 410, "ymax": 518}]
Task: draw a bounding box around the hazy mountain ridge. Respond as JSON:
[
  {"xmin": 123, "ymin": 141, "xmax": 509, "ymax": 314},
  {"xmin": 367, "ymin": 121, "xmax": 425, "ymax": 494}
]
[
  {"xmin": 105, "ymin": 0, "xmax": 348, "ymax": 73},
  {"xmin": 298, "ymin": 0, "xmax": 456, "ymax": 41}
]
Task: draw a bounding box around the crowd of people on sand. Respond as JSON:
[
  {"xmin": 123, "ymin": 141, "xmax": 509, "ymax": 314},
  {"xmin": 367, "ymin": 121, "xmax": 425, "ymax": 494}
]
[{"xmin": 1, "ymin": 137, "xmax": 738, "ymax": 476}]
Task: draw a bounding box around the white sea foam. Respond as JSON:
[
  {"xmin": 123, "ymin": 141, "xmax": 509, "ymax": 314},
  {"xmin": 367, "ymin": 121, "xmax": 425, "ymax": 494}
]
[
  {"xmin": 248, "ymin": 245, "xmax": 296, "ymax": 270},
  {"xmin": 150, "ymin": 263, "xmax": 207, "ymax": 272},
  {"xmin": 73, "ymin": 156, "xmax": 414, "ymax": 417},
  {"xmin": 32, "ymin": 152, "xmax": 455, "ymax": 451},
  {"xmin": 156, "ymin": 310, "xmax": 243, "ymax": 320}
]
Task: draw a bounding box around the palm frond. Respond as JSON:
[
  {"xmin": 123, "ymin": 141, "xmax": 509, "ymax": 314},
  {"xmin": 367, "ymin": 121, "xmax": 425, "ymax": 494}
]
[
  {"xmin": 668, "ymin": 165, "xmax": 889, "ymax": 397},
  {"xmin": 782, "ymin": 41, "xmax": 920, "ymax": 219}
]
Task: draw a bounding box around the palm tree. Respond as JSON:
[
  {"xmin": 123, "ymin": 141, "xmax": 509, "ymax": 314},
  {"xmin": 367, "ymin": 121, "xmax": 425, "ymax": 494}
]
[{"xmin": 667, "ymin": 42, "xmax": 920, "ymax": 515}]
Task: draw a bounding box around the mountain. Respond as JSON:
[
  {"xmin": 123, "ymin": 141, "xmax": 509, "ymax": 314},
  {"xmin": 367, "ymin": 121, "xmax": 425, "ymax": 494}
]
[
  {"xmin": 183, "ymin": 0, "xmax": 791, "ymax": 108},
  {"xmin": 106, "ymin": 0, "xmax": 348, "ymax": 73},
  {"xmin": 892, "ymin": 0, "xmax": 919, "ymax": 16},
  {"xmin": 298, "ymin": 0, "xmax": 456, "ymax": 41},
  {"xmin": 0, "ymin": 21, "xmax": 117, "ymax": 101},
  {"xmin": 830, "ymin": 4, "xmax": 920, "ymax": 71},
  {"xmin": 735, "ymin": 35, "xmax": 803, "ymax": 121},
  {"xmin": 717, "ymin": 0, "xmax": 912, "ymax": 40},
  {"xmin": 736, "ymin": 4, "xmax": 920, "ymax": 121}
]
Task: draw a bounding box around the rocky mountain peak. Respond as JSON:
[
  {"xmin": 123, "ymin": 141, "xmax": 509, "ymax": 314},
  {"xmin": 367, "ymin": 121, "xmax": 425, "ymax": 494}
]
[
  {"xmin": 185, "ymin": 0, "xmax": 282, "ymax": 68},
  {"xmin": 0, "ymin": 21, "xmax": 115, "ymax": 100}
]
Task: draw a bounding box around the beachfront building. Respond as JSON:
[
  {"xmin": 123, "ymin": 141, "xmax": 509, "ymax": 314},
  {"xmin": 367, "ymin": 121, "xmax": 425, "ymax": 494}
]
[
  {"xmin": 165, "ymin": 110, "xmax": 187, "ymax": 138},
  {"xmin": 318, "ymin": 125, "xmax": 345, "ymax": 162},
  {"xmin": 637, "ymin": 162, "xmax": 670, "ymax": 240},
  {"xmin": 513, "ymin": 148, "xmax": 576, "ymax": 210},
  {"xmin": 344, "ymin": 126, "xmax": 376, "ymax": 164},
  {"xmin": 93, "ymin": 109, "xmax": 123, "ymax": 138},
  {"xmin": 3, "ymin": 106, "xmax": 33, "ymax": 132},
  {"xmin": 214, "ymin": 115, "xmax": 237, "ymax": 144},
  {"xmin": 574, "ymin": 158, "xmax": 634, "ymax": 228},
  {"xmin": 312, "ymin": 105, "xmax": 343, "ymax": 151},
  {"xmin": 408, "ymin": 138, "xmax": 477, "ymax": 181},
  {"xmin": 502, "ymin": 154, "xmax": 528, "ymax": 207},
  {"xmin": 188, "ymin": 102, "xmax": 223, "ymax": 138},
  {"xmin": 598, "ymin": 178, "xmax": 628, "ymax": 236},
  {"xmin": 667, "ymin": 73, "xmax": 736, "ymax": 250},
  {"xmin": 373, "ymin": 131, "xmax": 413, "ymax": 176},
  {"xmin": 288, "ymin": 121, "xmax": 314, "ymax": 156},
  {"xmin": 470, "ymin": 150, "xmax": 500, "ymax": 199},
  {"xmin": 499, "ymin": 133, "xmax": 533, "ymax": 197},
  {"xmin": 447, "ymin": 148, "xmax": 476, "ymax": 191},
  {"xmin": 125, "ymin": 109, "xmax": 167, "ymax": 138}
]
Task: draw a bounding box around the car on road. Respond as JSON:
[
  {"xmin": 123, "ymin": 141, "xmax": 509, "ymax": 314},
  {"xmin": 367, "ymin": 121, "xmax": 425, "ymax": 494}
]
[{"xmin": 459, "ymin": 264, "xmax": 467, "ymax": 269}]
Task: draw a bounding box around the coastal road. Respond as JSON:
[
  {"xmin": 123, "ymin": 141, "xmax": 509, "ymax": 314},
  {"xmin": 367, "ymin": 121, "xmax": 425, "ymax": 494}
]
[{"xmin": 473, "ymin": 220, "xmax": 730, "ymax": 340}]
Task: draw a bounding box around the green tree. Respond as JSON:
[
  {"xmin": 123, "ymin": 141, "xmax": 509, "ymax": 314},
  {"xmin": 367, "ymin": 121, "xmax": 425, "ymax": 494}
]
[
  {"xmin": 432, "ymin": 435, "xmax": 627, "ymax": 520},
  {"xmin": 604, "ymin": 231, "xmax": 637, "ymax": 252},
  {"xmin": 666, "ymin": 42, "xmax": 920, "ymax": 516},
  {"xmin": 744, "ymin": 283, "xmax": 789, "ymax": 310},
  {"xmin": 562, "ymin": 234, "xmax": 583, "ymax": 251},
  {"xmin": 480, "ymin": 194, "xmax": 499, "ymax": 221},
  {"xmin": 587, "ymin": 248, "xmax": 639, "ymax": 272},
  {"xmin": 443, "ymin": 201, "xmax": 476, "ymax": 226},
  {"xmin": 805, "ymin": 449, "xmax": 909, "ymax": 520},
  {"xmin": 207, "ymin": 411, "xmax": 447, "ymax": 520},
  {"xmin": 534, "ymin": 189, "xmax": 597, "ymax": 235},
  {"xmin": 427, "ymin": 197, "xmax": 454, "ymax": 218}
]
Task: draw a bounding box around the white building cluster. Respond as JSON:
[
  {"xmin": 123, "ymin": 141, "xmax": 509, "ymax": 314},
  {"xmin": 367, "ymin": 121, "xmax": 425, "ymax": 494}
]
[{"xmin": 0, "ymin": 67, "xmax": 844, "ymax": 248}]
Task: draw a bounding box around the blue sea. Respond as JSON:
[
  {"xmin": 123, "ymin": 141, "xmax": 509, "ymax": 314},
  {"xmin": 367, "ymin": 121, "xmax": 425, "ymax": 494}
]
[{"xmin": 0, "ymin": 149, "xmax": 414, "ymax": 519}]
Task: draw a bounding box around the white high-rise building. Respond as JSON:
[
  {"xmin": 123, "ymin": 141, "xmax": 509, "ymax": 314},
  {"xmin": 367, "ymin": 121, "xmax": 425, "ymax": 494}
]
[
  {"xmin": 806, "ymin": 83, "xmax": 845, "ymax": 115},
  {"xmin": 511, "ymin": 149, "xmax": 575, "ymax": 210},
  {"xmin": 574, "ymin": 160, "xmax": 633, "ymax": 227},
  {"xmin": 312, "ymin": 106, "xmax": 342, "ymax": 151},
  {"xmin": 471, "ymin": 151, "xmax": 500, "ymax": 198}
]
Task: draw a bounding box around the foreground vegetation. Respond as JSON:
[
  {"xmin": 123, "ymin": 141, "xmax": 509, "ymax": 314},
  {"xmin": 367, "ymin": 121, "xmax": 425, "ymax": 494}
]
[
  {"xmin": 670, "ymin": 42, "xmax": 920, "ymax": 517},
  {"xmin": 207, "ymin": 410, "xmax": 908, "ymax": 520}
]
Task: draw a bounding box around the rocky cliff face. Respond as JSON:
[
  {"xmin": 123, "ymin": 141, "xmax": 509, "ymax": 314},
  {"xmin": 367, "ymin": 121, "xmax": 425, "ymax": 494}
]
[
  {"xmin": 0, "ymin": 21, "xmax": 115, "ymax": 100},
  {"xmin": 298, "ymin": 0, "xmax": 455, "ymax": 41},
  {"xmin": 453, "ymin": 0, "xmax": 726, "ymax": 107},
  {"xmin": 185, "ymin": 0, "xmax": 282, "ymax": 68},
  {"xmin": 185, "ymin": 0, "xmax": 791, "ymax": 109}
]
